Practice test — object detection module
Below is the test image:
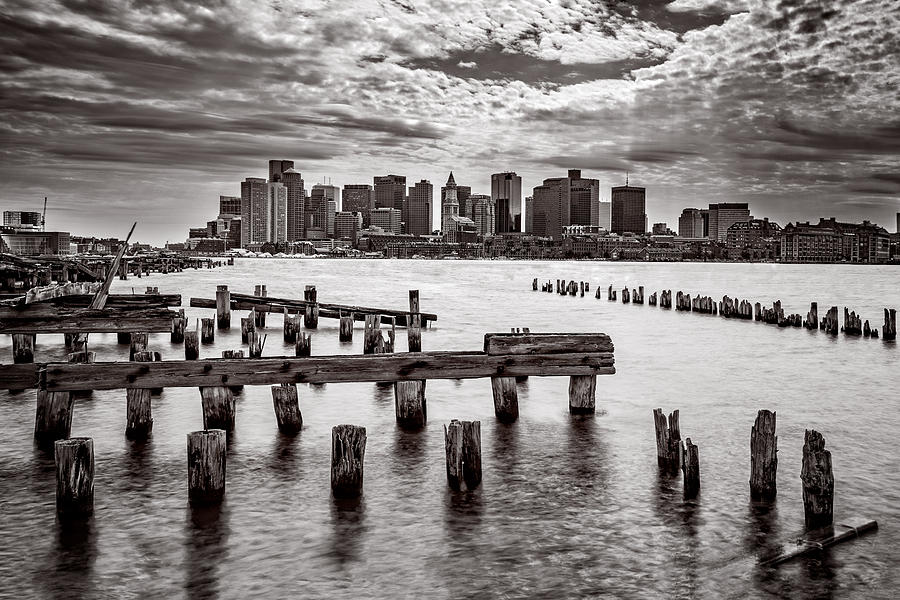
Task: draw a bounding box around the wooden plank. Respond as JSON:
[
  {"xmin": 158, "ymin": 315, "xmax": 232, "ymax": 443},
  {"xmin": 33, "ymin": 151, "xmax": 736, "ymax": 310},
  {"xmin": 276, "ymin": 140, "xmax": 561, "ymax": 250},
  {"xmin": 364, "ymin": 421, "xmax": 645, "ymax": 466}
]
[
  {"xmin": 27, "ymin": 293, "xmax": 182, "ymax": 308},
  {"xmin": 0, "ymin": 363, "xmax": 39, "ymax": 389},
  {"xmin": 40, "ymin": 351, "xmax": 615, "ymax": 391},
  {"xmin": 484, "ymin": 333, "xmax": 614, "ymax": 355},
  {"xmin": 190, "ymin": 294, "xmax": 437, "ymax": 324},
  {"xmin": 0, "ymin": 307, "xmax": 175, "ymax": 333}
]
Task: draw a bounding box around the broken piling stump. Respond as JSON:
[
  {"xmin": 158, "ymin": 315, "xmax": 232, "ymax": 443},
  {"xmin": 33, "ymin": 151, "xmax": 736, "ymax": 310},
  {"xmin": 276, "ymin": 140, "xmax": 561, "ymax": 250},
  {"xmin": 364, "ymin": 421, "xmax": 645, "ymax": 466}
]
[
  {"xmin": 407, "ymin": 313, "xmax": 422, "ymax": 352},
  {"xmin": 184, "ymin": 330, "xmax": 199, "ymax": 360},
  {"xmin": 240, "ymin": 316, "xmax": 253, "ymax": 344},
  {"xmin": 187, "ymin": 429, "xmax": 226, "ymax": 506},
  {"xmin": 363, "ymin": 314, "xmax": 381, "ymax": 354},
  {"xmin": 271, "ymin": 384, "xmax": 302, "ymax": 435},
  {"xmin": 653, "ymin": 408, "xmax": 681, "ymax": 474},
  {"xmin": 331, "ymin": 424, "xmax": 366, "ymax": 499},
  {"xmin": 55, "ymin": 437, "xmax": 94, "ymax": 517},
  {"xmin": 200, "ymin": 318, "xmax": 215, "ymax": 343},
  {"xmin": 125, "ymin": 351, "xmax": 155, "ymax": 440},
  {"xmin": 801, "ymin": 429, "xmax": 833, "ymax": 529},
  {"xmin": 394, "ymin": 380, "xmax": 427, "ymax": 429},
  {"xmin": 682, "ymin": 438, "xmax": 700, "ymax": 499},
  {"xmin": 35, "ymin": 390, "xmax": 75, "ymax": 446},
  {"xmin": 12, "ymin": 333, "xmax": 34, "ymax": 364},
  {"xmin": 491, "ymin": 376, "xmax": 519, "ymax": 423},
  {"xmin": 216, "ymin": 285, "xmax": 231, "ymax": 329},
  {"xmin": 200, "ymin": 386, "xmax": 235, "ymax": 431},
  {"xmin": 339, "ymin": 313, "xmax": 354, "ymax": 342},
  {"xmin": 568, "ymin": 374, "xmax": 596, "ymax": 414},
  {"xmin": 444, "ymin": 419, "xmax": 482, "ymax": 491},
  {"xmin": 295, "ymin": 333, "xmax": 311, "ymax": 357},
  {"xmin": 171, "ymin": 316, "xmax": 186, "ymax": 344},
  {"xmin": 750, "ymin": 410, "xmax": 777, "ymax": 502}
]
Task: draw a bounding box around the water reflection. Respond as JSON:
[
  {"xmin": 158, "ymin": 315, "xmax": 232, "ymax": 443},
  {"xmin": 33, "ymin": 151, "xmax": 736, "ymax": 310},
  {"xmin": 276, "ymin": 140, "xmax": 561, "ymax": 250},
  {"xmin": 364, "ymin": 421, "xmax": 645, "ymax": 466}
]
[
  {"xmin": 652, "ymin": 476, "xmax": 701, "ymax": 598},
  {"xmin": 269, "ymin": 432, "xmax": 302, "ymax": 473},
  {"xmin": 390, "ymin": 427, "xmax": 426, "ymax": 479},
  {"xmin": 123, "ymin": 438, "xmax": 154, "ymax": 494},
  {"xmin": 328, "ymin": 497, "xmax": 366, "ymax": 566},
  {"xmin": 37, "ymin": 517, "xmax": 98, "ymax": 599},
  {"xmin": 489, "ymin": 422, "xmax": 519, "ymax": 488},
  {"xmin": 185, "ymin": 504, "xmax": 231, "ymax": 600}
]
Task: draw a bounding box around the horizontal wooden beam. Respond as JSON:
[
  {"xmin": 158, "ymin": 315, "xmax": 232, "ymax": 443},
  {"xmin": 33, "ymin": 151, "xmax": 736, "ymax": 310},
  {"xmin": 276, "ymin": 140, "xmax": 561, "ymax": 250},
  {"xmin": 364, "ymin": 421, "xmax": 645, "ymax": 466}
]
[
  {"xmin": 484, "ymin": 333, "xmax": 614, "ymax": 355},
  {"xmin": 1, "ymin": 364, "xmax": 39, "ymax": 389},
  {"xmin": 0, "ymin": 307, "xmax": 175, "ymax": 334},
  {"xmin": 38, "ymin": 351, "xmax": 614, "ymax": 391},
  {"xmin": 31, "ymin": 293, "xmax": 182, "ymax": 308}
]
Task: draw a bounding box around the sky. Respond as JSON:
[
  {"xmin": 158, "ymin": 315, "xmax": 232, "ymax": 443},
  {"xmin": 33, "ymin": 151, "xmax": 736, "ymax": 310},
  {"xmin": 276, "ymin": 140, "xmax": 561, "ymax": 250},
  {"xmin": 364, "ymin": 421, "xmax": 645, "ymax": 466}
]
[{"xmin": 1, "ymin": 0, "xmax": 899, "ymax": 244}]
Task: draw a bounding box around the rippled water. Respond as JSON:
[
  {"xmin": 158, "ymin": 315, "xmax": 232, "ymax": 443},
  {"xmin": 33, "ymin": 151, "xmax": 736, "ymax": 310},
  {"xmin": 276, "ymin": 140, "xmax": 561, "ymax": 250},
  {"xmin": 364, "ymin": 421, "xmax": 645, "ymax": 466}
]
[{"xmin": 1, "ymin": 259, "xmax": 898, "ymax": 599}]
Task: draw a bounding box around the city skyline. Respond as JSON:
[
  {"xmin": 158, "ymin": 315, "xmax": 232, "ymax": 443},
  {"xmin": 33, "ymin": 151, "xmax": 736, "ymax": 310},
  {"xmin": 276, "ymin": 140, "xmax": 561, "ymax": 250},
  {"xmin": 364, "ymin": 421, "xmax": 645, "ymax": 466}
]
[{"xmin": 1, "ymin": 1, "xmax": 899, "ymax": 245}]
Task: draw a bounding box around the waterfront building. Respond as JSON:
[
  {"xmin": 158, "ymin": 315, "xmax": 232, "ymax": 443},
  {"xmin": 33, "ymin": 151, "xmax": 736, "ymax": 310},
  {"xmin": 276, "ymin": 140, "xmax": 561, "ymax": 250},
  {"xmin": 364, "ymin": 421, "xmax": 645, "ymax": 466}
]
[
  {"xmin": 281, "ymin": 168, "xmax": 306, "ymax": 241},
  {"xmin": 726, "ymin": 218, "xmax": 782, "ymax": 260},
  {"xmin": 611, "ymin": 184, "xmax": 646, "ymax": 235},
  {"xmin": 3, "ymin": 211, "xmax": 42, "ymax": 229},
  {"xmin": 240, "ymin": 177, "xmax": 269, "ymax": 246},
  {"xmin": 708, "ymin": 203, "xmax": 750, "ymax": 242},
  {"xmin": 406, "ymin": 180, "xmax": 433, "ymax": 236},
  {"xmin": 469, "ymin": 194, "xmax": 495, "ymax": 237},
  {"xmin": 268, "ymin": 159, "xmax": 294, "ymax": 183},
  {"xmin": 678, "ymin": 208, "xmax": 705, "ymax": 238},
  {"xmin": 442, "ymin": 172, "xmax": 471, "ymax": 218},
  {"xmin": 370, "ymin": 207, "xmax": 402, "ymax": 234},
  {"xmin": 491, "ymin": 172, "xmax": 522, "ymax": 232},
  {"xmin": 343, "ymin": 184, "xmax": 375, "ymax": 227},
  {"xmin": 219, "ymin": 195, "xmax": 241, "ymax": 217},
  {"xmin": 0, "ymin": 230, "xmax": 70, "ymax": 255},
  {"xmin": 652, "ymin": 223, "xmax": 671, "ymax": 235},
  {"xmin": 334, "ymin": 211, "xmax": 363, "ymax": 243}
]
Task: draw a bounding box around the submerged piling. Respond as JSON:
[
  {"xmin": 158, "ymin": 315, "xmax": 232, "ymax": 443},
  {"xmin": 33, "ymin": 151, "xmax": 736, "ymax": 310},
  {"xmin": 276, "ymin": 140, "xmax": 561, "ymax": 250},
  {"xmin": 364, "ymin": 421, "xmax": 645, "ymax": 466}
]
[
  {"xmin": 750, "ymin": 410, "xmax": 777, "ymax": 502},
  {"xmin": 331, "ymin": 425, "xmax": 366, "ymax": 499},
  {"xmin": 55, "ymin": 437, "xmax": 94, "ymax": 517},
  {"xmin": 187, "ymin": 429, "xmax": 226, "ymax": 506}
]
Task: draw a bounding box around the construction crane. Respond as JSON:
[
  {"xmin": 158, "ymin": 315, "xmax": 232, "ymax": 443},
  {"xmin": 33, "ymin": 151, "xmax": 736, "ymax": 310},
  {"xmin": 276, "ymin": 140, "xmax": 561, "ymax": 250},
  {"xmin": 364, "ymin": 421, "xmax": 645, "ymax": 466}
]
[{"xmin": 41, "ymin": 197, "xmax": 47, "ymax": 231}]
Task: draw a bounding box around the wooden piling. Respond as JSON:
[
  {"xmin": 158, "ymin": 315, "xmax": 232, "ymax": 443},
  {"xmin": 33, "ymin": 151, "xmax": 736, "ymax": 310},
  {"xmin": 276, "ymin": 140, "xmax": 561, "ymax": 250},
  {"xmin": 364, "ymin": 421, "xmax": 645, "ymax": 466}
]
[
  {"xmin": 254, "ymin": 284, "xmax": 267, "ymax": 328},
  {"xmin": 331, "ymin": 425, "xmax": 366, "ymax": 499},
  {"xmin": 339, "ymin": 313, "xmax": 354, "ymax": 342},
  {"xmin": 12, "ymin": 333, "xmax": 34, "ymax": 364},
  {"xmin": 129, "ymin": 332, "xmax": 148, "ymax": 361},
  {"xmin": 444, "ymin": 419, "xmax": 481, "ymax": 491},
  {"xmin": 216, "ymin": 285, "xmax": 231, "ymax": 329},
  {"xmin": 125, "ymin": 351, "xmax": 155, "ymax": 439},
  {"xmin": 750, "ymin": 410, "xmax": 777, "ymax": 502},
  {"xmin": 409, "ymin": 289, "xmax": 420, "ymax": 314},
  {"xmin": 567, "ymin": 374, "xmax": 596, "ymax": 414},
  {"xmin": 184, "ymin": 329, "xmax": 200, "ymax": 360},
  {"xmin": 490, "ymin": 376, "xmax": 519, "ymax": 423},
  {"xmin": 304, "ymin": 302, "xmax": 319, "ymax": 329},
  {"xmin": 271, "ymin": 384, "xmax": 302, "ymax": 435},
  {"xmin": 200, "ymin": 318, "xmax": 215, "ymax": 343},
  {"xmin": 117, "ymin": 332, "xmax": 132, "ymax": 344},
  {"xmin": 171, "ymin": 316, "xmax": 186, "ymax": 344},
  {"xmin": 681, "ymin": 438, "xmax": 700, "ymax": 499},
  {"xmin": 241, "ymin": 316, "xmax": 253, "ymax": 343},
  {"xmin": 363, "ymin": 314, "xmax": 381, "ymax": 354},
  {"xmin": 653, "ymin": 408, "xmax": 681, "ymax": 474},
  {"xmin": 35, "ymin": 390, "xmax": 75, "ymax": 445},
  {"xmin": 801, "ymin": 429, "xmax": 833, "ymax": 529},
  {"xmin": 884, "ymin": 308, "xmax": 897, "ymax": 341},
  {"xmin": 55, "ymin": 437, "xmax": 94, "ymax": 517},
  {"xmin": 394, "ymin": 380, "xmax": 427, "ymax": 429},
  {"xmin": 200, "ymin": 386, "xmax": 235, "ymax": 431},
  {"xmin": 407, "ymin": 313, "xmax": 422, "ymax": 352},
  {"xmin": 187, "ymin": 429, "xmax": 226, "ymax": 506},
  {"xmin": 295, "ymin": 333, "xmax": 311, "ymax": 357}
]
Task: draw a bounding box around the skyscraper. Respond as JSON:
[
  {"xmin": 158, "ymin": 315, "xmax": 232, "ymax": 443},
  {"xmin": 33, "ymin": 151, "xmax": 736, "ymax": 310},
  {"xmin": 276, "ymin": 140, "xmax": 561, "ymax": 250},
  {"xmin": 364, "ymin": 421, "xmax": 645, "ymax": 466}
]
[
  {"xmin": 491, "ymin": 172, "xmax": 522, "ymax": 233},
  {"xmin": 524, "ymin": 196, "xmax": 534, "ymax": 233},
  {"xmin": 406, "ymin": 180, "xmax": 433, "ymax": 236},
  {"xmin": 343, "ymin": 184, "xmax": 375, "ymax": 226},
  {"xmin": 469, "ymin": 194, "xmax": 495, "ymax": 236},
  {"xmin": 568, "ymin": 170, "xmax": 600, "ymax": 227},
  {"xmin": 708, "ymin": 203, "xmax": 750, "ymax": 242},
  {"xmin": 335, "ymin": 211, "xmax": 363, "ymax": 243},
  {"xmin": 532, "ymin": 177, "xmax": 570, "ymax": 239},
  {"xmin": 374, "ymin": 175, "xmax": 406, "ymax": 212},
  {"xmin": 309, "ymin": 184, "xmax": 339, "ymax": 238},
  {"xmin": 268, "ymin": 160, "xmax": 294, "ymax": 183},
  {"xmin": 598, "ymin": 201, "xmax": 611, "ymax": 231},
  {"xmin": 281, "ymin": 168, "xmax": 305, "ymax": 241},
  {"xmin": 241, "ymin": 177, "xmax": 268, "ymax": 246},
  {"xmin": 218, "ymin": 195, "xmax": 241, "ymax": 217},
  {"xmin": 370, "ymin": 207, "xmax": 402, "ymax": 234},
  {"xmin": 678, "ymin": 208, "xmax": 705, "ymax": 238},
  {"xmin": 611, "ymin": 184, "xmax": 646, "ymax": 235},
  {"xmin": 268, "ymin": 182, "xmax": 287, "ymax": 243}
]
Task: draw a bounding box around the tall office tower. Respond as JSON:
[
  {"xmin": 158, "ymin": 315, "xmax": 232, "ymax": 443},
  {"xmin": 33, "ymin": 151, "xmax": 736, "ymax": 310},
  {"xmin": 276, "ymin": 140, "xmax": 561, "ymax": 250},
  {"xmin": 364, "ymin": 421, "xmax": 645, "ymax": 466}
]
[
  {"xmin": 491, "ymin": 172, "xmax": 522, "ymax": 232},
  {"xmin": 326, "ymin": 199, "xmax": 336, "ymax": 237},
  {"xmin": 532, "ymin": 177, "xmax": 570, "ymax": 239},
  {"xmin": 241, "ymin": 177, "xmax": 269, "ymax": 246},
  {"xmin": 268, "ymin": 182, "xmax": 287, "ymax": 243},
  {"xmin": 598, "ymin": 201, "xmax": 611, "ymax": 231},
  {"xmin": 568, "ymin": 170, "xmax": 600, "ymax": 227},
  {"xmin": 678, "ymin": 208, "xmax": 705, "ymax": 237},
  {"xmin": 343, "ymin": 184, "xmax": 375, "ymax": 226},
  {"xmin": 268, "ymin": 160, "xmax": 294, "ymax": 183},
  {"xmin": 524, "ymin": 196, "xmax": 534, "ymax": 233},
  {"xmin": 708, "ymin": 203, "xmax": 751, "ymax": 242},
  {"xmin": 334, "ymin": 211, "xmax": 363, "ymax": 243},
  {"xmin": 281, "ymin": 168, "xmax": 306, "ymax": 241},
  {"xmin": 218, "ymin": 195, "xmax": 241, "ymax": 217},
  {"xmin": 700, "ymin": 209, "xmax": 710, "ymax": 237},
  {"xmin": 611, "ymin": 183, "xmax": 647, "ymax": 235},
  {"xmin": 441, "ymin": 172, "xmax": 460, "ymax": 239},
  {"xmin": 308, "ymin": 184, "xmax": 338, "ymax": 237},
  {"xmin": 406, "ymin": 180, "xmax": 433, "ymax": 236},
  {"xmin": 374, "ymin": 175, "xmax": 406, "ymax": 213},
  {"xmin": 469, "ymin": 194, "xmax": 495, "ymax": 236},
  {"xmin": 370, "ymin": 207, "xmax": 402, "ymax": 234}
]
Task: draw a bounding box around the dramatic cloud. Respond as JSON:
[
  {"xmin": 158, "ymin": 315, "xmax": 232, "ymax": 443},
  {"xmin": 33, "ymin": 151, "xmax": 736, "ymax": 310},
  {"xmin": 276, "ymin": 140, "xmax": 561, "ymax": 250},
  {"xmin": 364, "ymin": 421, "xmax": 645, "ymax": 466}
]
[{"xmin": 0, "ymin": 0, "xmax": 898, "ymax": 242}]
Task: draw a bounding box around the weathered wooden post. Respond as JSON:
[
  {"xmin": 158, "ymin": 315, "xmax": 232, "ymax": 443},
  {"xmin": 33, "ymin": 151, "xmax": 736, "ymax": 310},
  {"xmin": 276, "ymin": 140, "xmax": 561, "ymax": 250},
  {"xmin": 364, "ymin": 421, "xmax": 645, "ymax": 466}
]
[
  {"xmin": 12, "ymin": 333, "xmax": 34, "ymax": 364},
  {"xmin": 67, "ymin": 350, "xmax": 96, "ymax": 364},
  {"xmin": 750, "ymin": 410, "xmax": 777, "ymax": 502},
  {"xmin": 409, "ymin": 289, "xmax": 420, "ymax": 314},
  {"xmin": 64, "ymin": 333, "xmax": 78, "ymax": 352},
  {"xmin": 303, "ymin": 285, "xmax": 319, "ymax": 329},
  {"xmin": 271, "ymin": 384, "xmax": 302, "ymax": 435},
  {"xmin": 129, "ymin": 332, "xmax": 148, "ymax": 361},
  {"xmin": 884, "ymin": 308, "xmax": 897, "ymax": 341},
  {"xmin": 171, "ymin": 315, "xmax": 186, "ymax": 344},
  {"xmin": 254, "ymin": 284, "xmax": 267, "ymax": 328},
  {"xmin": 216, "ymin": 285, "xmax": 231, "ymax": 329},
  {"xmin": 331, "ymin": 425, "xmax": 366, "ymax": 499},
  {"xmin": 125, "ymin": 351, "xmax": 155, "ymax": 439},
  {"xmin": 407, "ymin": 313, "xmax": 422, "ymax": 352},
  {"xmin": 653, "ymin": 408, "xmax": 681, "ymax": 474},
  {"xmin": 184, "ymin": 329, "xmax": 200, "ymax": 360},
  {"xmin": 801, "ymin": 429, "xmax": 833, "ymax": 529},
  {"xmin": 55, "ymin": 437, "xmax": 94, "ymax": 517},
  {"xmin": 199, "ymin": 386, "xmax": 235, "ymax": 431},
  {"xmin": 682, "ymin": 438, "xmax": 700, "ymax": 499},
  {"xmin": 533, "ymin": 277, "xmax": 538, "ymax": 291},
  {"xmin": 295, "ymin": 333, "xmax": 311, "ymax": 357},
  {"xmin": 187, "ymin": 429, "xmax": 226, "ymax": 506},
  {"xmin": 117, "ymin": 332, "xmax": 132, "ymax": 344},
  {"xmin": 200, "ymin": 318, "xmax": 215, "ymax": 343},
  {"xmin": 339, "ymin": 313, "xmax": 354, "ymax": 342},
  {"xmin": 444, "ymin": 419, "xmax": 482, "ymax": 491},
  {"xmin": 282, "ymin": 308, "xmax": 299, "ymax": 343},
  {"xmin": 491, "ymin": 376, "xmax": 519, "ymax": 423},
  {"xmin": 241, "ymin": 315, "xmax": 253, "ymax": 344},
  {"xmin": 363, "ymin": 314, "xmax": 381, "ymax": 354},
  {"xmin": 568, "ymin": 374, "xmax": 596, "ymax": 414},
  {"xmin": 394, "ymin": 380, "xmax": 427, "ymax": 429}
]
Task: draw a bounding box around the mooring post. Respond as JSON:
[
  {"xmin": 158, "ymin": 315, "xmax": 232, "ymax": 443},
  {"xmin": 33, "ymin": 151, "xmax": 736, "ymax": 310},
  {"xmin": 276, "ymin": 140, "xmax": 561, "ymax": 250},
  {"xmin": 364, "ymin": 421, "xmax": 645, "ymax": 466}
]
[
  {"xmin": 682, "ymin": 438, "xmax": 700, "ymax": 499},
  {"xmin": 125, "ymin": 351, "xmax": 155, "ymax": 439},
  {"xmin": 568, "ymin": 374, "xmax": 596, "ymax": 414},
  {"xmin": 34, "ymin": 390, "xmax": 75, "ymax": 445},
  {"xmin": 295, "ymin": 333, "xmax": 311, "ymax": 357},
  {"xmin": 339, "ymin": 312, "xmax": 354, "ymax": 342},
  {"xmin": 216, "ymin": 285, "xmax": 231, "ymax": 329},
  {"xmin": 199, "ymin": 386, "xmax": 235, "ymax": 431},
  {"xmin": 184, "ymin": 329, "xmax": 200, "ymax": 360},
  {"xmin": 444, "ymin": 419, "xmax": 482, "ymax": 491},
  {"xmin": 55, "ymin": 437, "xmax": 94, "ymax": 517},
  {"xmin": 407, "ymin": 313, "xmax": 422, "ymax": 352},
  {"xmin": 12, "ymin": 333, "xmax": 34, "ymax": 364},
  {"xmin": 394, "ymin": 380, "xmax": 427, "ymax": 429},
  {"xmin": 331, "ymin": 425, "xmax": 367, "ymax": 499},
  {"xmin": 653, "ymin": 408, "xmax": 681, "ymax": 474},
  {"xmin": 187, "ymin": 429, "xmax": 226, "ymax": 506},
  {"xmin": 490, "ymin": 376, "xmax": 519, "ymax": 423},
  {"xmin": 801, "ymin": 429, "xmax": 833, "ymax": 529},
  {"xmin": 750, "ymin": 410, "xmax": 777, "ymax": 502},
  {"xmin": 271, "ymin": 384, "xmax": 302, "ymax": 435},
  {"xmin": 363, "ymin": 314, "xmax": 381, "ymax": 354},
  {"xmin": 200, "ymin": 318, "xmax": 215, "ymax": 344}
]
